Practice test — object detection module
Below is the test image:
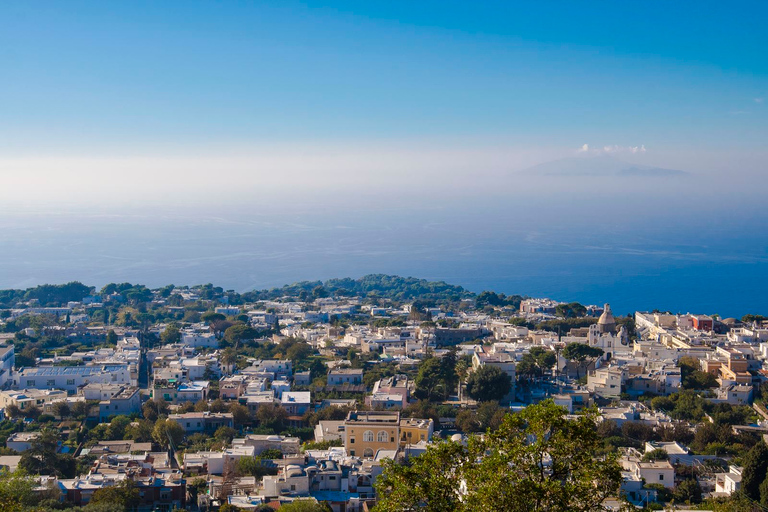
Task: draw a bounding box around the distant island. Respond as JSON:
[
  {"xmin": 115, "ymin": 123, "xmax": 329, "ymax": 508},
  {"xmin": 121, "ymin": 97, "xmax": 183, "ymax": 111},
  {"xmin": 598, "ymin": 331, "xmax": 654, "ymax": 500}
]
[{"xmin": 519, "ymin": 154, "xmax": 688, "ymax": 177}]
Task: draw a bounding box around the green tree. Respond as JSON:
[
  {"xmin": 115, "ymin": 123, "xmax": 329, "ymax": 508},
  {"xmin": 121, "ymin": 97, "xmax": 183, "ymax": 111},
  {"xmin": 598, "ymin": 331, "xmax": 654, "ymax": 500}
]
[
  {"xmin": 259, "ymin": 448, "xmax": 283, "ymax": 460},
  {"xmin": 51, "ymin": 401, "xmax": 71, "ymax": 419},
  {"xmin": 89, "ymin": 479, "xmax": 140, "ymax": 511},
  {"xmin": 742, "ymin": 314, "xmax": 767, "ymax": 324},
  {"xmin": 224, "ymin": 323, "xmax": 258, "ymax": 346},
  {"xmin": 255, "ymin": 403, "xmax": 288, "ymax": 431},
  {"xmin": 151, "ymin": 418, "xmax": 185, "ymax": 449},
  {"xmin": 642, "ymin": 448, "xmax": 669, "ymax": 462},
  {"xmin": 124, "ymin": 419, "xmax": 154, "ymax": 442},
  {"xmin": 4, "ymin": 403, "xmax": 22, "ymax": 419},
  {"xmin": 142, "ymin": 398, "xmax": 169, "ymax": 421},
  {"xmin": 439, "ymin": 348, "xmax": 459, "ymax": 395},
  {"xmin": 517, "ymin": 347, "xmax": 556, "ymax": 382},
  {"xmin": 465, "ymin": 366, "xmax": 512, "ymax": 402},
  {"xmin": 71, "ymin": 400, "xmax": 93, "ymax": 419},
  {"xmin": 106, "ymin": 415, "xmax": 132, "ymax": 440},
  {"xmin": 375, "ymin": 440, "xmax": 468, "ymax": 512},
  {"xmin": 760, "ymin": 475, "xmax": 768, "ymax": 508},
  {"xmin": 210, "ymin": 399, "xmax": 229, "ymax": 413},
  {"xmin": 221, "ymin": 347, "xmax": 239, "ymax": 368},
  {"xmin": 83, "ymin": 502, "xmax": 126, "ymax": 512},
  {"xmin": 201, "ymin": 311, "xmax": 227, "ymax": 324},
  {"xmin": 414, "ymin": 357, "xmax": 447, "ymax": 401},
  {"xmin": 278, "ymin": 500, "xmax": 332, "ymax": 512},
  {"xmin": 561, "ymin": 343, "xmax": 604, "ymax": 379},
  {"xmin": 214, "ymin": 426, "xmax": 237, "ymax": 444},
  {"xmin": 160, "ymin": 323, "xmax": 181, "ymax": 344},
  {"xmin": 555, "ymin": 302, "xmax": 587, "ymax": 318},
  {"xmin": 236, "ymin": 457, "xmax": 277, "ymax": 478},
  {"xmin": 674, "ymin": 478, "xmax": 702, "ymax": 504},
  {"xmin": 0, "ymin": 469, "xmax": 36, "ymax": 512},
  {"xmin": 19, "ymin": 428, "xmax": 75, "ymax": 477},
  {"xmin": 741, "ymin": 441, "xmax": 768, "ymax": 500},
  {"xmin": 105, "ymin": 330, "xmax": 118, "ymax": 345},
  {"xmin": 683, "ymin": 370, "xmax": 719, "ymax": 390},
  {"xmin": 471, "ymin": 401, "xmax": 621, "ymax": 511},
  {"xmin": 286, "ymin": 342, "xmax": 313, "ymax": 362},
  {"xmin": 374, "ymin": 400, "xmax": 622, "ymax": 512},
  {"xmin": 455, "ymin": 408, "xmax": 481, "ymax": 433},
  {"xmin": 24, "ymin": 405, "xmax": 42, "ymax": 421},
  {"xmin": 455, "ymin": 401, "xmax": 506, "ymax": 433},
  {"xmin": 230, "ymin": 403, "xmax": 252, "ymax": 427},
  {"xmin": 188, "ymin": 477, "xmax": 208, "ymax": 503}
]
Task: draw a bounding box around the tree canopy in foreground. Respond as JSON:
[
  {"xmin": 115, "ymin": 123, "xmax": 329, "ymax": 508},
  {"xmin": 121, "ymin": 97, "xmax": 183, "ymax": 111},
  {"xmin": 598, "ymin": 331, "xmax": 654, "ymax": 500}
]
[{"xmin": 373, "ymin": 400, "xmax": 622, "ymax": 512}]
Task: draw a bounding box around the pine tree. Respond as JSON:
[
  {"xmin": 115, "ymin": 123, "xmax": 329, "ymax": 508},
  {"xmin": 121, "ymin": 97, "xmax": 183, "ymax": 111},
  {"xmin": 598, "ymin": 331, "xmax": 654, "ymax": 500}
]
[{"xmin": 741, "ymin": 441, "xmax": 768, "ymax": 500}]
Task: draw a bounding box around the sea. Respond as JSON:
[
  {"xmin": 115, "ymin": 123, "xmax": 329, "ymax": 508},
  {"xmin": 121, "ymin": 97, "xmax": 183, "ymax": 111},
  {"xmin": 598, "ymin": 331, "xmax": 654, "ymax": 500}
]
[{"xmin": 0, "ymin": 175, "xmax": 766, "ymax": 318}]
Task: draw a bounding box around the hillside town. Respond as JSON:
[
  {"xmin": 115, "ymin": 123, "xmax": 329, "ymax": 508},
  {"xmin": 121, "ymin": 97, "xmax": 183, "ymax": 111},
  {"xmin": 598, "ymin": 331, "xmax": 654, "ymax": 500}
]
[{"xmin": 1, "ymin": 276, "xmax": 767, "ymax": 511}]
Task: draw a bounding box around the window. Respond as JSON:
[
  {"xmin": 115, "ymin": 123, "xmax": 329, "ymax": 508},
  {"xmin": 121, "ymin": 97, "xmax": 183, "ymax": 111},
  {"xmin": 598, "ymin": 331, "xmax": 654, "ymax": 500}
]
[
  {"xmin": 363, "ymin": 448, "xmax": 374, "ymax": 458},
  {"xmin": 67, "ymin": 379, "xmax": 75, "ymax": 385},
  {"xmin": 363, "ymin": 430, "xmax": 374, "ymax": 442},
  {"xmin": 377, "ymin": 431, "xmax": 388, "ymax": 443},
  {"xmin": 46, "ymin": 379, "xmax": 56, "ymax": 387},
  {"xmin": 27, "ymin": 380, "xmax": 35, "ymax": 386},
  {"xmin": 659, "ymin": 475, "xmax": 664, "ymax": 481},
  {"xmin": 349, "ymin": 438, "xmax": 355, "ymax": 444},
  {"xmin": 290, "ymin": 485, "xmax": 296, "ymax": 491}
]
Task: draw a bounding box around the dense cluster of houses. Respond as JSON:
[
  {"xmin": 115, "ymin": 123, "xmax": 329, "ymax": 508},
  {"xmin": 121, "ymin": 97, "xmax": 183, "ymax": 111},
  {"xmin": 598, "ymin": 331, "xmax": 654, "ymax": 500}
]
[{"xmin": 1, "ymin": 286, "xmax": 768, "ymax": 509}]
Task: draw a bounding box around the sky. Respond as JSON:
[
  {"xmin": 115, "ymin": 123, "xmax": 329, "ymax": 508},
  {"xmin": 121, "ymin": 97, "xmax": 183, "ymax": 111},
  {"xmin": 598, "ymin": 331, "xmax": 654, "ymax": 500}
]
[
  {"xmin": 1, "ymin": 2, "xmax": 768, "ymax": 315},
  {"xmin": 1, "ymin": 1, "xmax": 767, "ymax": 205}
]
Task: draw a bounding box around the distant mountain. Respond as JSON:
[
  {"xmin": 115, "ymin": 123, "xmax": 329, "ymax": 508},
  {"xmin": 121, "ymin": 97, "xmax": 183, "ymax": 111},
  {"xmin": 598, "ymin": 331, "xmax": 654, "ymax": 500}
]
[
  {"xmin": 616, "ymin": 166, "xmax": 687, "ymax": 177},
  {"xmin": 242, "ymin": 273, "xmax": 476, "ymax": 303},
  {"xmin": 518, "ymin": 154, "xmax": 688, "ymax": 177}
]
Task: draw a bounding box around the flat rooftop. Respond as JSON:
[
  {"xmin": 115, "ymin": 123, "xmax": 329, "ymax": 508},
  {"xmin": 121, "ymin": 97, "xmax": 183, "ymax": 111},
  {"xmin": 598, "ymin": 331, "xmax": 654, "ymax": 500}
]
[
  {"xmin": 346, "ymin": 411, "xmax": 400, "ymax": 423},
  {"xmin": 18, "ymin": 365, "xmax": 128, "ymax": 376}
]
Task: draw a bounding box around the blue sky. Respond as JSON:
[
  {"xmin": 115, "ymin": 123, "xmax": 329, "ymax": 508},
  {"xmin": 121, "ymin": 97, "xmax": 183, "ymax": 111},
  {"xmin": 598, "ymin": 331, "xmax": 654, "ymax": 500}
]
[{"xmin": 0, "ymin": 1, "xmax": 766, "ymax": 203}]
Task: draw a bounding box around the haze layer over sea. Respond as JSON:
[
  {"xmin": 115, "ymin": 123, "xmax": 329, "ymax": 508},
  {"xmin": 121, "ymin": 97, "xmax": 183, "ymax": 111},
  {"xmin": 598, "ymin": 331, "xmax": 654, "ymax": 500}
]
[{"xmin": 1, "ymin": 173, "xmax": 766, "ymax": 318}]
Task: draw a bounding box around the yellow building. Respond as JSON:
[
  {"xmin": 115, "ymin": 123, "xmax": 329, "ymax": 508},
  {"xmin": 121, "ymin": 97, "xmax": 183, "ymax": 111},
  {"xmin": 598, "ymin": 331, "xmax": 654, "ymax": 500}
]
[
  {"xmin": 345, "ymin": 411, "xmax": 400, "ymax": 458},
  {"xmin": 399, "ymin": 417, "xmax": 433, "ymax": 446},
  {"xmin": 344, "ymin": 411, "xmax": 434, "ymax": 458}
]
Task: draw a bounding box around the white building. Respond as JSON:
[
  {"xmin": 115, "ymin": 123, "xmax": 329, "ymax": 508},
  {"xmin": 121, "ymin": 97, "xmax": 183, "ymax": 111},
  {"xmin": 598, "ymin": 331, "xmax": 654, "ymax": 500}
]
[
  {"xmin": 15, "ymin": 365, "xmax": 131, "ymax": 392},
  {"xmin": 587, "ymin": 367, "xmax": 626, "ymax": 398},
  {"xmin": 7, "ymin": 432, "xmax": 40, "ymax": 452},
  {"xmin": 261, "ymin": 465, "xmax": 310, "ymax": 497},
  {"xmin": 0, "ymin": 345, "xmax": 15, "ymax": 387},
  {"xmin": 327, "ymin": 368, "xmax": 363, "ymax": 386},
  {"xmin": 99, "ymin": 386, "xmax": 141, "ymax": 422},
  {"xmin": 281, "ymin": 391, "xmax": 311, "ymax": 415},
  {"xmin": 168, "ymin": 411, "xmax": 235, "ymax": 434},
  {"xmin": 0, "ymin": 388, "xmax": 70, "ymax": 415},
  {"xmin": 715, "ymin": 466, "xmax": 742, "ymax": 495},
  {"xmin": 181, "ymin": 332, "xmax": 218, "ymax": 349}
]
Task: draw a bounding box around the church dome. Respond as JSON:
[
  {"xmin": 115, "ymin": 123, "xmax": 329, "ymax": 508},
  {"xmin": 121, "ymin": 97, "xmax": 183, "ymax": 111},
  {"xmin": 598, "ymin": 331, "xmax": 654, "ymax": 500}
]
[{"xmin": 597, "ymin": 303, "xmax": 617, "ymax": 334}]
